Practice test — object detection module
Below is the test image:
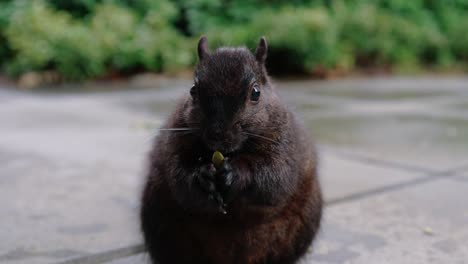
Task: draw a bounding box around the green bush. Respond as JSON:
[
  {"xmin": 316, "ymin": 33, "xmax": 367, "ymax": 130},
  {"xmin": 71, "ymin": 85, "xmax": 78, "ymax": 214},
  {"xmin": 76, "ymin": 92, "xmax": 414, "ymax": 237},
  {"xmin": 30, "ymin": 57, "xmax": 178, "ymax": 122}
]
[
  {"xmin": 204, "ymin": 7, "xmax": 342, "ymax": 74},
  {"xmin": 3, "ymin": 0, "xmax": 192, "ymax": 79},
  {"xmin": 439, "ymin": 8, "xmax": 468, "ymax": 61},
  {"xmin": 5, "ymin": 0, "xmax": 104, "ymax": 79},
  {"xmin": 0, "ymin": 0, "xmax": 468, "ymax": 80}
]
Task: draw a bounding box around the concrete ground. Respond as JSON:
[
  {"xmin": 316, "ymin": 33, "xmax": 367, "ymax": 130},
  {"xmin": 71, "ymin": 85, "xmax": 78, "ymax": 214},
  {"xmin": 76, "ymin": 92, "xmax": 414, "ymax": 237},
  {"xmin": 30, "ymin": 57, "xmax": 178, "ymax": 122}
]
[{"xmin": 0, "ymin": 76, "xmax": 467, "ymax": 264}]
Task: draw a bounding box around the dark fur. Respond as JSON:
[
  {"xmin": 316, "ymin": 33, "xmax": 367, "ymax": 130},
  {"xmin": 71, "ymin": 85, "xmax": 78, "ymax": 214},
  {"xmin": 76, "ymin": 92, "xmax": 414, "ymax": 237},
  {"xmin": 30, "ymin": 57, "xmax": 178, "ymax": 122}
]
[{"xmin": 141, "ymin": 36, "xmax": 322, "ymax": 264}]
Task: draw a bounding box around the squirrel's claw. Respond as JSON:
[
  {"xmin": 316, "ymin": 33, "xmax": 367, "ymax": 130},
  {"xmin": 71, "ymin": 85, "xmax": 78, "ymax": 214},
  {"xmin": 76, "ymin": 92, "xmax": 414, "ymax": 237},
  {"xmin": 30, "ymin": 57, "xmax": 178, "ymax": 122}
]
[{"xmin": 196, "ymin": 163, "xmax": 227, "ymax": 213}]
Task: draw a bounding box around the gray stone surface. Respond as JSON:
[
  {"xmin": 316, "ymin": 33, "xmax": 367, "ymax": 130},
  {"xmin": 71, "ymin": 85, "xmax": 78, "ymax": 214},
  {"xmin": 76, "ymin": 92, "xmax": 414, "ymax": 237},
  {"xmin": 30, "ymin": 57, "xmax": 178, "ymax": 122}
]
[
  {"xmin": 1, "ymin": 77, "xmax": 467, "ymax": 263},
  {"xmin": 278, "ymin": 78, "xmax": 468, "ymax": 170},
  {"xmin": 0, "ymin": 91, "xmax": 154, "ymax": 263},
  {"xmin": 453, "ymin": 174, "xmax": 468, "ymax": 182},
  {"xmin": 302, "ymin": 178, "xmax": 468, "ymax": 264},
  {"xmin": 106, "ymin": 254, "xmax": 149, "ymax": 264},
  {"xmin": 318, "ymin": 151, "xmax": 424, "ymax": 202}
]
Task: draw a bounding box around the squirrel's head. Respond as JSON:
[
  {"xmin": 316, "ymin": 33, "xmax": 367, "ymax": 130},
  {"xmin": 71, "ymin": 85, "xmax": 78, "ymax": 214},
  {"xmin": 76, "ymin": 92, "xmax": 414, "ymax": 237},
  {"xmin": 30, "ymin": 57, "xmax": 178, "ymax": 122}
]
[{"xmin": 188, "ymin": 36, "xmax": 278, "ymax": 154}]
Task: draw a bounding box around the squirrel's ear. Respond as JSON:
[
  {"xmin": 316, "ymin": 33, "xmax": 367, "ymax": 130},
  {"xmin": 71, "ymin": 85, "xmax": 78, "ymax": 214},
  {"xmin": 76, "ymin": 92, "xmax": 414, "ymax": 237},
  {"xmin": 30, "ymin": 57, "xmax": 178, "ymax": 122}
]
[
  {"xmin": 255, "ymin": 37, "xmax": 268, "ymax": 64},
  {"xmin": 197, "ymin": 36, "xmax": 210, "ymax": 61}
]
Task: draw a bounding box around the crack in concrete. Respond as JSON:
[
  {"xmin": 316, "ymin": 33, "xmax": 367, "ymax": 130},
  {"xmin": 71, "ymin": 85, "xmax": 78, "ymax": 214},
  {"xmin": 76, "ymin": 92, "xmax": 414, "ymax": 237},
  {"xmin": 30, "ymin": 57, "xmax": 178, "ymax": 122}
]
[
  {"xmin": 0, "ymin": 248, "xmax": 86, "ymax": 262},
  {"xmin": 54, "ymin": 245, "xmax": 145, "ymax": 264}
]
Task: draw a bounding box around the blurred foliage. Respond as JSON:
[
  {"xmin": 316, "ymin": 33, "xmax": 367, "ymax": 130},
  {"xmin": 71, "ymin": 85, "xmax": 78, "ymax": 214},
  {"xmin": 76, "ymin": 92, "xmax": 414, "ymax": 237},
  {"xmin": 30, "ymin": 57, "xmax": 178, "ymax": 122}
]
[
  {"xmin": 1, "ymin": 0, "xmax": 192, "ymax": 79},
  {"xmin": 0, "ymin": 0, "xmax": 467, "ymax": 80}
]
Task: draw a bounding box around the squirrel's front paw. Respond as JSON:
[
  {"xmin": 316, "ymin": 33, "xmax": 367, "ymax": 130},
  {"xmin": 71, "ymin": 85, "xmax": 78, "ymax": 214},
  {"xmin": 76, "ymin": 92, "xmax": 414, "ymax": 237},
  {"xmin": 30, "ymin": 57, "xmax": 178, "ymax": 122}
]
[
  {"xmin": 195, "ymin": 163, "xmax": 227, "ymax": 214},
  {"xmin": 215, "ymin": 158, "xmax": 236, "ymax": 204}
]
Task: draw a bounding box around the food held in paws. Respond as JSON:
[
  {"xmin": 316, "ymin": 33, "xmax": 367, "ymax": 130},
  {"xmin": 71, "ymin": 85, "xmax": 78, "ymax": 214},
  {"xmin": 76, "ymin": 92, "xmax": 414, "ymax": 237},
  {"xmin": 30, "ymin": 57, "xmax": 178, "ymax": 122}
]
[{"xmin": 212, "ymin": 151, "xmax": 225, "ymax": 169}]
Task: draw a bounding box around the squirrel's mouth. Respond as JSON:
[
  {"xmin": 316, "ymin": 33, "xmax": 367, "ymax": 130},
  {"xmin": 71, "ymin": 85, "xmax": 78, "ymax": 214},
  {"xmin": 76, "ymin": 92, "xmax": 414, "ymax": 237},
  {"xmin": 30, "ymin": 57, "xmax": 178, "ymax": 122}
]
[
  {"xmin": 202, "ymin": 134, "xmax": 246, "ymax": 155},
  {"xmin": 204, "ymin": 140, "xmax": 239, "ymax": 155},
  {"xmin": 201, "ymin": 125, "xmax": 247, "ymax": 154}
]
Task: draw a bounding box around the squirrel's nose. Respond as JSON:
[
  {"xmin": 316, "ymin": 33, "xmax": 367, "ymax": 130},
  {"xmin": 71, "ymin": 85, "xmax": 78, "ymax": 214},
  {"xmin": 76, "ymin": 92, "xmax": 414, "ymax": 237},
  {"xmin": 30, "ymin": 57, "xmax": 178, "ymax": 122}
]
[{"xmin": 208, "ymin": 126, "xmax": 224, "ymax": 141}]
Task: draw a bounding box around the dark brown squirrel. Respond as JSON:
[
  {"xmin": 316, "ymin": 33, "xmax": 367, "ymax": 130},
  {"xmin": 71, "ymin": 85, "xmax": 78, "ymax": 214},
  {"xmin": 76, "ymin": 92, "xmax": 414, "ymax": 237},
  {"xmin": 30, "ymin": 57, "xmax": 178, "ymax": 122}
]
[{"xmin": 140, "ymin": 36, "xmax": 322, "ymax": 264}]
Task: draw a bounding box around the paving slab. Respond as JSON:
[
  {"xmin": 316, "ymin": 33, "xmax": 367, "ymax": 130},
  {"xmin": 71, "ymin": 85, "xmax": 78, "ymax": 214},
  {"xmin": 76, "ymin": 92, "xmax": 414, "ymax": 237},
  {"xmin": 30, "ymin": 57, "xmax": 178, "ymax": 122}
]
[
  {"xmin": 301, "ymin": 178, "xmax": 468, "ymax": 264},
  {"xmin": 318, "ymin": 151, "xmax": 424, "ymax": 202},
  {"xmin": 0, "ymin": 94, "xmax": 154, "ymax": 264},
  {"xmin": 0, "ymin": 149, "xmax": 143, "ymax": 264},
  {"xmin": 305, "ymin": 114, "xmax": 468, "ymax": 171},
  {"xmin": 277, "ymin": 78, "xmax": 468, "ymax": 171}
]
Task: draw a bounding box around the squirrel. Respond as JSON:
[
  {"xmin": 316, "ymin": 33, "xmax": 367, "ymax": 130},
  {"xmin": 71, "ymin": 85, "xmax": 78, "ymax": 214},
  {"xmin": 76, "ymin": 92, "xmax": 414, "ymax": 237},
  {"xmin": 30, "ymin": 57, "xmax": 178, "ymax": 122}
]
[{"xmin": 140, "ymin": 36, "xmax": 322, "ymax": 264}]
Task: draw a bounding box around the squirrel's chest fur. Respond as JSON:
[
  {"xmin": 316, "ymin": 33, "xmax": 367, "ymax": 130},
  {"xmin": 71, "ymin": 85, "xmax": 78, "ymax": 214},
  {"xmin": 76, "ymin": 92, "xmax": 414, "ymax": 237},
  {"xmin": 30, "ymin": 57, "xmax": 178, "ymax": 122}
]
[{"xmin": 143, "ymin": 168, "xmax": 320, "ymax": 264}]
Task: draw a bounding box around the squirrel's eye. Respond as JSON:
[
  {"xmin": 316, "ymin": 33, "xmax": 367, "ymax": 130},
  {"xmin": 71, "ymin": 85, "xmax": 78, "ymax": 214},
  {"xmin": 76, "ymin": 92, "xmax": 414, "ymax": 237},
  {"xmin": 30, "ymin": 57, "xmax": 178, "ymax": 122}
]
[
  {"xmin": 190, "ymin": 84, "xmax": 197, "ymax": 98},
  {"xmin": 250, "ymin": 84, "xmax": 260, "ymax": 102}
]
